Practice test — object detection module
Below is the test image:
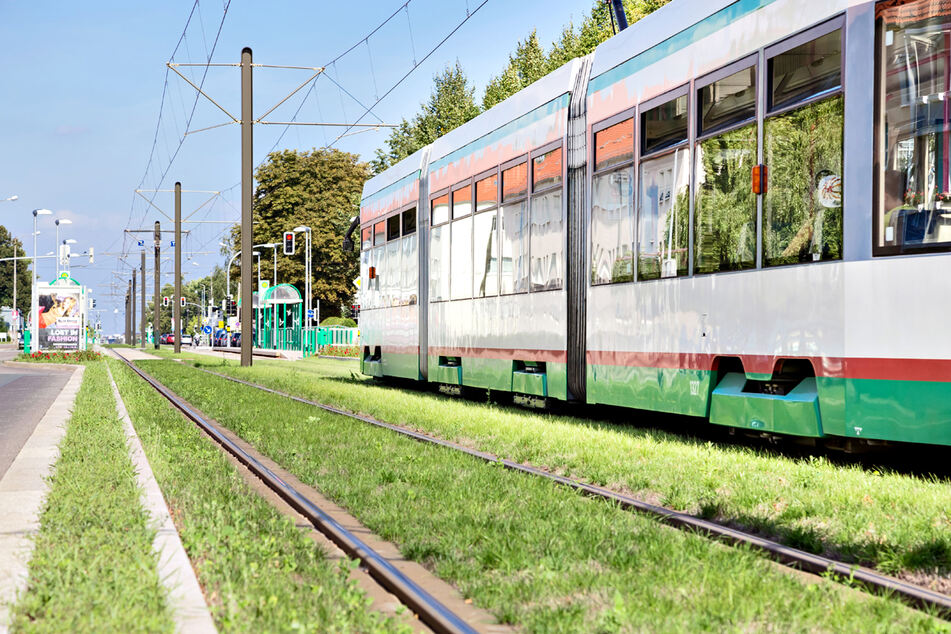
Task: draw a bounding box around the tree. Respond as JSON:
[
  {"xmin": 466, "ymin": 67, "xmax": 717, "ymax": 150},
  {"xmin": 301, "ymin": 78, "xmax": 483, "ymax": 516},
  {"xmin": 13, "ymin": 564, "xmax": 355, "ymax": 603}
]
[
  {"xmin": 0, "ymin": 225, "xmax": 32, "ymax": 319},
  {"xmin": 371, "ymin": 62, "xmax": 480, "ymax": 173},
  {"xmin": 229, "ymin": 148, "xmax": 370, "ymax": 318},
  {"xmin": 482, "ymin": 31, "xmax": 548, "ymax": 110}
]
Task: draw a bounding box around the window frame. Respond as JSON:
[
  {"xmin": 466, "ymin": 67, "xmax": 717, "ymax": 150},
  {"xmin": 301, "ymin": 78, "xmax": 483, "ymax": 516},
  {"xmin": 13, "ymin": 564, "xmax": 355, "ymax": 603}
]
[
  {"xmin": 695, "ymin": 54, "xmax": 758, "ymax": 142},
  {"xmin": 499, "ymin": 154, "xmax": 531, "ymax": 296},
  {"xmin": 401, "ymin": 206, "xmax": 417, "ymax": 236},
  {"xmin": 450, "ymin": 178, "xmax": 475, "ymax": 300},
  {"xmin": 765, "ymin": 16, "xmax": 845, "ymax": 118},
  {"xmin": 639, "ymin": 84, "xmax": 690, "ymax": 158},
  {"xmin": 429, "ymin": 188, "xmax": 451, "ymax": 227},
  {"xmin": 386, "ymin": 212, "xmax": 401, "ymax": 242},
  {"xmin": 428, "ymin": 187, "xmax": 452, "ymax": 303},
  {"xmin": 472, "ymin": 166, "xmax": 501, "ymax": 299},
  {"xmin": 528, "ymin": 140, "xmax": 567, "ymax": 293},
  {"xmin": 592, "ymin": 108, "xmax": 636, "ymax": 176}
]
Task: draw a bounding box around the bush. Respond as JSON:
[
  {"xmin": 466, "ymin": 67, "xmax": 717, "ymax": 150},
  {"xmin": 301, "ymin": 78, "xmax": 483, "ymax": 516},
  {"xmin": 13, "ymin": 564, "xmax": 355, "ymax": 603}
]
[
  {"xmin": 17, "ymin": 350, "xmax": 103, "ymax": 363},
  {"xmin": 320, "ymin": 317, "xmax": 357, "ymax": 328},
  {"xmin": 318, "ymin": 345, "xmax": 359, "ymax": 358}
]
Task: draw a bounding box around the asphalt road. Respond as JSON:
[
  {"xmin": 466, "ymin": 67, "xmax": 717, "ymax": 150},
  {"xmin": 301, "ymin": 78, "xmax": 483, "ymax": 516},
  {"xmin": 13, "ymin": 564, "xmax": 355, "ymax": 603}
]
[{"xmin": 0, "ymin": 346, "xmax": 72, "ymax": 481}]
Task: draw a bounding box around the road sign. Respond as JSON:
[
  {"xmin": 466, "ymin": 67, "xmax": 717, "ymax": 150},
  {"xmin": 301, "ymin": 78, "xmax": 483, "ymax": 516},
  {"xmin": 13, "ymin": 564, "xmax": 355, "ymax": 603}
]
[
  {"xmin": 202, "ymin": 325, "xmax": 212, "ymax": 334},
  {"xmin": 353, "ymin": 277, "xmax": 361, "ymax": 288},
  {"xmin": 170, "ymin": 240, "xmax": 175, "ymax": 247},
  {"xmin": 307, "ymin": 309, "xmax": 315, "ymax": 320},
  {"xmin": 218, "ymin": 320, "xmax": 224, "ymax": 328},
  {"xmin": 137, "ymin": 239, "xmax": 144, "ymax": 247}
]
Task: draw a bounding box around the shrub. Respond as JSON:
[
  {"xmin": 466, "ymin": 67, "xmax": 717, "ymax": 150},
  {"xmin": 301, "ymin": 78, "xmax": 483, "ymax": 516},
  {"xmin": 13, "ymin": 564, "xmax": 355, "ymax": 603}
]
[
  {"xmin": 17, "ymin": 350, "xmax": 103, "ymax": 363},
  {"xmin": 320, "ymin": 317, "xmax": 357, "ymax": 328}
]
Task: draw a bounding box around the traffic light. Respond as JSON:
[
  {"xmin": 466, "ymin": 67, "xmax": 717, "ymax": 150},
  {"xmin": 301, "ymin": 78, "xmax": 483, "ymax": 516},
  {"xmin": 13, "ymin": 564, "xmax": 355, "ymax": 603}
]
[
  {"xmin": 180, "ymin": 296, "xmax": 186, "ymax": 308},
  {"xmin": 227, "ymin": 300, "xmax": 237, "ymax": 317},
  {"xmin": 88, "ymin": 247, "xmax": 94, "ymax": 264},
  {"xmin": 283, "ymin": 231, "xmax": 295, "ymax": 255},
  {"xmin": 162, "ymin": 296, "xmax": 170, "ymax": 307}
]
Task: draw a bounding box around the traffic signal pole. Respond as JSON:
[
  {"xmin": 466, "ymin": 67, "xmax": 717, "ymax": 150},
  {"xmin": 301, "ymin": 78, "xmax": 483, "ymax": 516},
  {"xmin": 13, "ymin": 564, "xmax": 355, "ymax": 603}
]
[
  {"xmin": 131, "ymin": 271, "xmax": 136, "ymax": 346},
  {"xmin": 174, "ymin": 181, "xmax": 182, "ymax": 354},
  {"xmin": 140, "ymin": 250, "xmax": 146, "ymax": 348},
  {"xmin": 153, "ymin": 221, "xmax": 161, "ymax": 350}
]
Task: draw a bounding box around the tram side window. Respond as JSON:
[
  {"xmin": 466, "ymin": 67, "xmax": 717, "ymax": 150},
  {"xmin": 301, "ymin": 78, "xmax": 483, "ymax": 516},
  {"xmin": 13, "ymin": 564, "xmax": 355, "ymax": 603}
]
[
  {"xmin": 473, "ymin": 173, "xmax": 499, "ymax": 297},
  {"xmin": 402, "ymin": 208, "xmax": 416, "ymax": 235},
  {"xmin": 360, "ymin": 248, "xmax": 370, "ymax": 308},
  {"xmin": 451, "ymin": 184, "xmax": 473, "ymax": 300},
  {"xmin": 361, "ymin": 227, "xmax": 372, "ymax": 251},
  {"xmin": 694, "ymin": 66, "xmax": 757, "ymax": 274},
  {"xmin": 386, "ymin": 238, "xmax": 400, "ymax": 307},
  {"xmin": 530, "ymin": 147, "xmax": 564, "ymax": 291},
  {"xmin": 387, "ymin": 215, "xmax": 401, "ymax": 241},
  {"xmin": 764, "ymin": 28, "xmax": 843, "ymax": 267},
  {"xmin": 402, "ymin": 232, "xmax": 418, "ymax": 305},
  {"xmin": 639, "ymin": 93, "xmax": 689, "ymax": 280},
  {"xmin": 374, "ymin": 220, "xmax": 386, "ymax": 247},
  {"xmin": 430, "ymin": 194, "xmax": 450, "ymax": 302},
  {"xmin": 591, "ymin": 118, "xmax": 634, "ymax": 285},
  {"xmin": 501, "ymin": 161, "xmax": 529, "ymax": 294},
  {"xmin": 877, "ymin": 1, "xmax": 951, "ymax": 252}
]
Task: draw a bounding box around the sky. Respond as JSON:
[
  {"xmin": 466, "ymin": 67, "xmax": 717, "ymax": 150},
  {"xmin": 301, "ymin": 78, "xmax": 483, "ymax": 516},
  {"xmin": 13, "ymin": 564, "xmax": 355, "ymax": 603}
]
[{"xmin": 0, "ymin": 0, "xmax": 600, "ymax": 335}]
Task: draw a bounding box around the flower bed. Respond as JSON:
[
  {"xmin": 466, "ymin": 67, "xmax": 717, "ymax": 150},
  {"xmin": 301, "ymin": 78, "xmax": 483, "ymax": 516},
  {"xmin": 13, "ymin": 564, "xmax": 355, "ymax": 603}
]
[
  {"xmin": 17, "ymin": 350, "xmax": 103, "ymax": 363},
  {"xmin": 318, "ymin": 344, "xmax": 359, "ymax": 358}
]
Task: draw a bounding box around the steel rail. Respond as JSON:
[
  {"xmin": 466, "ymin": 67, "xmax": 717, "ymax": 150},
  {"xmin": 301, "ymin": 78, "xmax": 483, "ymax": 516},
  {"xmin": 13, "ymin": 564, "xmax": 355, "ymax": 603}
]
[
  {"xmin": 195, "ymin": 366, "xmax": 951, "ymax": 619},
  {"xmin": 111, "ymin": 354, "xmax": 477, "ymax": 634}
]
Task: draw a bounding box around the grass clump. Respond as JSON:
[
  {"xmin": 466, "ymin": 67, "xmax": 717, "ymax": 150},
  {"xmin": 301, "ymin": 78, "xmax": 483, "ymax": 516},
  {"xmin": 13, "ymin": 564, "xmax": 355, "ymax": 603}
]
[
  {"xmin": 107, "ymin": 358, "xmax": 406, "ymax": 633},
  {"xmin": 154, "ymin": 349, "xmax": 951, "ymax": 577},
  {"xmin": 138, "ymin": 359, "xmax": 948, "ymax": 632},
  {"xmin": 11, "ymin": 362, "xmax": 172, "ymax": 633}
]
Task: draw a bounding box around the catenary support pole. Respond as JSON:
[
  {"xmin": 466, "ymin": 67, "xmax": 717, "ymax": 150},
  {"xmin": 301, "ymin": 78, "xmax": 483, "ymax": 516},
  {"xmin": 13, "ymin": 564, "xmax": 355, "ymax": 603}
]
[
  {"xmin": 174, "ymin": 181, "xmax": 182, "ymax": 354},
  {"xmin": 125, "ymin": 287, "xmax": 130, "ymax": 344},
  {"xmin": 140, "ymin": 250, "xmax": 146, "ymax": 348},
  {"xmin": 131, "ymin": 272, "xmax": 136, "ymax": 347},
  {"xmin": 240, "ymin": 46, "xmax": 253, "ymax": 367},
  {"xmin": 153, "ymin": 221, "xmax": 161, "ymax": 350}
]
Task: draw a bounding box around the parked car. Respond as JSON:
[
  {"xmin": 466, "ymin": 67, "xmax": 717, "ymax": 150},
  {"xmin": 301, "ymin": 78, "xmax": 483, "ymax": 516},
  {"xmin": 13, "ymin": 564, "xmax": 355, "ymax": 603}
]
[
  {"xmin": 213, "ymin": 330, "xmax": 228, "ymax": 347},
  {"xmin": 180, "ymin": 334, "xmax": 193, "ymax": 345},
  {"xmin": 230, "ymin": 332, "xmax": 241, "ymax": 347}
]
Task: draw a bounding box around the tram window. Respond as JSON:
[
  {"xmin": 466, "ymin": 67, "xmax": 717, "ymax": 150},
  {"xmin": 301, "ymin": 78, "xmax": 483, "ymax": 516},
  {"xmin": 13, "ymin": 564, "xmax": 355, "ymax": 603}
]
[
  {"xmin": 699, "ymin": 67, "xmax": 756, "ymax": 136},
  {"xmin": 402, "ymin": 208, "xmax": 416, "ymax": 235},
  {"xmin": 430, "ymin": 224, "xmax": 450, "ymax": 301},
  {"xmin": 473, "ymin": 209, "xmax": 499, "ymax": 297},
  {"xmin": 694, "ymin": 122, "xmax": 757, "ymax": 274},
  {"xmin": 401, "ymin": 232, "xmax": 418, "ymax": 304},
  {"xmin": 360, "ymin": 248, "xmax": 370, "ymax": 307},
  {"xmin": 768, "ymin": 29, "xmax": 841, "ymax": 112},
  {"xmin": 595, "ymin": 118, "xmax": 634, "ymax": 172},
  {"xmin": 451, "ymin": 215, "xmax": 473, "ymax": 299},
  {"xmin": 642, "ymin": 94, "xmax": 688, "ymax": 155},
  {"xmin": 502, "ymin": 162, "xmax": 527, "ymax": 202},
  {"xmin": 373, "ymin": 221, "xmax": 386, "ymax": 247},
  {"xmin": 876, "ymin": 1, "xmax": 951, "ymax": 253},
  {"xmin": 530, "ymin": 188, "xmax": 563, "ymax": 291},
  {"xmin": 386, "ymin": 239, "xmax": 400, "ymax": 306},
  {"xmin": 431, "ymin": 193, "xmax": 450, "ymax": 225},
  {"xmin": 533, "ymin": 148, "xmax": 562, "ymax": 191},
  {"xmin": 500, "ymin": 200, "xmax": 529, "ymax": 294},
  {"xmin": 452, "ymin": 183, "xmax": 472, "ymax": 218},
  {"xmin": 386, "ymin": 215, "xmax": 401, "ymax": 241},
  {"xmin": 591, "ymin": 167, "xmax": 634, "ymax": 284},
  {"xmin": 361, "ymin": 227, "xmax": 372, "ymax": 251},
  {"xmin": 476, "ymin": 173, "xmax": 498, "ymax": 211},
  {"xmin": 638, "ymin": 148, "xmax": 690, "ymax": 279}
]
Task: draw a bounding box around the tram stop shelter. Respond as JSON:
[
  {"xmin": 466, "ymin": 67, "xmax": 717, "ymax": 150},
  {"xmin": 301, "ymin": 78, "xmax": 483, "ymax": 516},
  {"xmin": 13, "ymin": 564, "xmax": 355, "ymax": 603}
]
[{"xmin": 253, "ymin": 283, "xmax": 303, "ymax": 352}]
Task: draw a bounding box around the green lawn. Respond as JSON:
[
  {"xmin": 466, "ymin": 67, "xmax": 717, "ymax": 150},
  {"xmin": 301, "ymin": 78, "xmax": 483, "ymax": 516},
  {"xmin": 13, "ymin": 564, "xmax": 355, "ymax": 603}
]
[
  {"xmin": 152, "ymin": 348, "xmax": 951, "ymax": 578},
  {"xmin": 11, "ymin": 361, "xmax": 173, "ymax": 633},
  {"xmin": 107, "ymin": 358, "xmax": 407, "ymax": 633},
  {"xmin": 135, "ymin": 358, "xmax": 947, "ymax": 632}
]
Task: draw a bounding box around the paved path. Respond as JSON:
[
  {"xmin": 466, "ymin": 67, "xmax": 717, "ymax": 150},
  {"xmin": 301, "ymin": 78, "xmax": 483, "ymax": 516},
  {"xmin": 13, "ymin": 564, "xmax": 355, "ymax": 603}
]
[{"xmin": 0, "ymin": 347, "xmax": 72, "ymax": 481}]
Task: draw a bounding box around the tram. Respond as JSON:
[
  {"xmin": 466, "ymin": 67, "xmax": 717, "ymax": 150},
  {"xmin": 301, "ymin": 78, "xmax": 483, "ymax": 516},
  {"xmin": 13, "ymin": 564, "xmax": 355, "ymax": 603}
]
[{"xmin": 353, "ymin": 0, "xmax": 951, "ymax": 446}]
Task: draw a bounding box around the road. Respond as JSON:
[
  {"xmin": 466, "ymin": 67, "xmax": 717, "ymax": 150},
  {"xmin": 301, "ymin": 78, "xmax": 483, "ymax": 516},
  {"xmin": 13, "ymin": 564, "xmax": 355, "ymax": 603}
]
[{"xmin": 0, "ymin": 345, "xmax": 72, "ymax": 480}]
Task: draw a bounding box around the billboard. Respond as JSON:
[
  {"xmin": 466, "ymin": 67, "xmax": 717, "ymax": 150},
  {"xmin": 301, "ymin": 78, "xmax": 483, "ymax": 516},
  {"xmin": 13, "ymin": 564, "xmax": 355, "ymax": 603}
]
[{"xmin": 36, "ymin": 285, "xmax": 84, "ymax": 350}]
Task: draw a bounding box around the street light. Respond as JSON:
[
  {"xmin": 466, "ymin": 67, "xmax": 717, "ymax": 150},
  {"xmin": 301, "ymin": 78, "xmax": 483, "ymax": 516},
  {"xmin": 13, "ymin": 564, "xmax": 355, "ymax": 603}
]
[
  {"xmin": 254, "ymin": 243, "xmax": 278, "ymax": 288},
  {"xmin": 2, "ymin": 195, "xmax": 17, "ymax": 202},
  {"xmin": 54, "ymin": 218, "xmax": 72, "ymax": 276},
  {"xmin": 291, "ymin": 225, "xmax": 313, "ymax": 328},
  {"xmin": 31, "ymin": 209, "xmax": 52, "ymax": 351}
]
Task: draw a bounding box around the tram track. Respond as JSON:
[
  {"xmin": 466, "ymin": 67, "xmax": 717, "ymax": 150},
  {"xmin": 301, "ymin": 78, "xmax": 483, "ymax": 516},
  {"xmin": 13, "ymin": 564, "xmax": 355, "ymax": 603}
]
[
  {"xmin": 108, "ymin": 351, "xmax": 480, "ymax": 634},
  {"xmin": 184, "ymin": 363, "xmax": 951, "ymax": 620}
]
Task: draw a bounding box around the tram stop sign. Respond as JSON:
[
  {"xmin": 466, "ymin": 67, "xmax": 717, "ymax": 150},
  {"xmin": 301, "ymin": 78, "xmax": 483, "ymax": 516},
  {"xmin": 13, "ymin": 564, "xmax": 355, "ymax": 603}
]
[{"xmin": 307, "ymin": 309, "xmax": 315, "ymax": 320}]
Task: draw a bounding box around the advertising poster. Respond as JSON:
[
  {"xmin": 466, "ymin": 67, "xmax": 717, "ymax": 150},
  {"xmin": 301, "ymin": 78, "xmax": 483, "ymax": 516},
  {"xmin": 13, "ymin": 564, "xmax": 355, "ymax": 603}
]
[{"xmin": 37, "ymin": 289, "xmax": 82, "ymax": 350}]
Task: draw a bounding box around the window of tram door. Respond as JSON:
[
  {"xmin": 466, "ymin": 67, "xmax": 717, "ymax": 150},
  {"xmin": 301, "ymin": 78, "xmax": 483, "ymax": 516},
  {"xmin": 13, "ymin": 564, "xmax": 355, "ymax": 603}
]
[
  {"xmin": 473, "ymin": 172, "xmax": 499, "ymax": 297},
  {"xmin": 638, "ymin": 92, "xmax": 689, "ymax": 280},
  {"xmin": 500, "ymin": 161, "xmax": 529, "ymax": 294},
  {"xmin": 591, "ymin": 117, "xmax": 634, "ymax": 285},
  {"xmin": 430, "ymin": 193, "xmax": 450, "ymax": 302},
  {"xmin": 401, "ymin": 208, "xmax": 418, "ymax": 304},
  {"xmin": 451, "ymin": 183, "xmax": 473, "ymax": 300},
  {"xmin": 763, "ymin": 25, "xmax": 843, "ymax": 267},
  {"xmin": 530, "ymin": 147, "xmax": 564, "ymax": 291},
  {"xmin": 694, "ymin": 64, "xmax": 757, "ymax": 274},
  {"xmin": 876, "ymin": 1, "xmax": 951, "ymax": 253}
]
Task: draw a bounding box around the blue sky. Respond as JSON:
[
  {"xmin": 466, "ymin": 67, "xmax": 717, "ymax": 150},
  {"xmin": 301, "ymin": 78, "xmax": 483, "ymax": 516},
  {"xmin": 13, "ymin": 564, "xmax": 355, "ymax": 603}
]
[{"xmin": 0, "ymin": 0, "xmax": 600, "ymax": 333}]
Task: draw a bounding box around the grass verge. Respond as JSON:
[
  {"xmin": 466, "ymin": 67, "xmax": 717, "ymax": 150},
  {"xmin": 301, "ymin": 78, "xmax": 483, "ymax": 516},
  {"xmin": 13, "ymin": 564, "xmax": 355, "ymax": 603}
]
[
  {"xmin": 153, "ymin": 348, "xmax": 951, "ymax": 578},
  {"xmin": 10, "ymin": 361, "xmax": 172, "ymax": 633},
  {"xmin": 138, "ymin": 358, "xmax": 947, "ymax": 631},
  {"xmin": 106, "ymin": 357, "xmax": 406, "ymax": 633}
]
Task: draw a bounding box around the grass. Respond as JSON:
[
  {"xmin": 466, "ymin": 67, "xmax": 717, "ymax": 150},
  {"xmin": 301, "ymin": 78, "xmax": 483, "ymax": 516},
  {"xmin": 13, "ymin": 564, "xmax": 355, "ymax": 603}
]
[
  {"xmin": 153, "ymin": 347, "xmax": 951, "ymax": 579},
  {"xmin": 106, "ymin": 358, "xmax": 407, "ymax": 633},
  {"xmin": 136, "ymin": 358, "xmax": 948, "ymax": 631},
  {"xmin": 10, "ymin": 362, "xmax": 173, "ymax": 633}
]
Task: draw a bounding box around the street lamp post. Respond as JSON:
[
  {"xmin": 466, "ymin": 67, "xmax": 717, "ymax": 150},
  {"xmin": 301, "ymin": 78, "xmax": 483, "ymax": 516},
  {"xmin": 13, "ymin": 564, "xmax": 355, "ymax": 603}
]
[
  {"xmin": 54, "ymin": 218, "xmax": 72, "ymax": 276},
  {"xmin": 31, "ymin": 209, "xmax": 52, "ymax": 351},
  {"xmin": 292, "ymin": 225, "xmax": 312, "ymax": 330}
]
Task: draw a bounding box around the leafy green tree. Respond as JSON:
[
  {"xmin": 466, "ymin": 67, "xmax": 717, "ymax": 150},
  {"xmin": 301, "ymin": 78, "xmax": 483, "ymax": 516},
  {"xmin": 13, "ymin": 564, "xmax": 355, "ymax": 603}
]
[
  {"xmin": 229, "ymin": 148, "xmax": 370, "ymax": 318},
  {"xmin": 371, "ymin": 62, "xmax": 480, "ymax": 173},
  {"xmin": 0, "ymin": 225, "xmax": 32, "ymax": 317},
  {"xmin": 483, "ymin": 31, "xmax": 548, "ymax": 110}
]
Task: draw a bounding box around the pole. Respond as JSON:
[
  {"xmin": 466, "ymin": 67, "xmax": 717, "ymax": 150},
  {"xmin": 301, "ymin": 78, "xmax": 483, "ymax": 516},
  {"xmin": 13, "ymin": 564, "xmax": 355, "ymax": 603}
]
[
  {"xmin": 54, "ymin": 223, "xmax": 59, "ymax": 277},
  {"xmin": 153, "ymin": 221, "xmax": 161, "ymax": 350},
  {"xmin": 131, "ymin": 272, "xmax": 136, "ymax": 346},
  {"xmin": 140, "ymin": 250, "xmax": 146, "ymax": 348},
  {"xmin": 125, "ymin": 284, "xmax": 131, "ymax": 344},
  {"xmin": 12, "ymin": 249, "xmax": 16, "ymax": 334},
  {"xmin": 272, "ymin": 246, "xmax": 277, "ymax": 286},
  {"xmin": 32, "ymin": 214, "xmax": 37, "ymax": 351},
  {"xmin": 240, "ymin": 46, "xmax": 253, "ymax": 367},
  {"xmin": 174, "ymin": 181, "xmax": 182, "ymax": 354}
]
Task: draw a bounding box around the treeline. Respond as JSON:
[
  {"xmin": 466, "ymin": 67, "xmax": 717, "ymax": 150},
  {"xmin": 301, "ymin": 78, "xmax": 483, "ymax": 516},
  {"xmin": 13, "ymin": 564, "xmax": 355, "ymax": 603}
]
[{"xmin": 370, "ymin": 0, "xmax": 671, "ymax": 174}]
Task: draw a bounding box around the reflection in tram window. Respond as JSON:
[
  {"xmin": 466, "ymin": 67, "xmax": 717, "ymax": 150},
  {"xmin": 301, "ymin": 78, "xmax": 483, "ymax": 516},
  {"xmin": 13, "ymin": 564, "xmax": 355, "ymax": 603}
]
[
  {"xmin": 430, "ymin": 224, "xmax": 450, "ymax": 301},
  {"xmin": 473, "ymin": 210, "xmax": 499, "ymax": 297},
  {"xmin": 500, "ymin": 200, "xmax": 529, "ymax": 294},
  {"xmin": 401, "ymin": 232, "xmax": 417, "ymax": 305},
  {"xmin": 361, "ymin": 227, "xmax": 372, "ymax": 251},
  {"xmin": 385, "ymin": 239, "xmax": 400, "ymax": 306},
  {"xmin": 694, "ymin": 123, "xmax": 757, "ymax": 273},
  {"xmin": 877, "ymin": 1, "xmax": 951, "ymax": 251},
  {"xmin": 530, "ymin": 189, "xmax": 563, "ymax": 291},
  {"xmin": 638, "ymin": 148, "xmax": 689, "ymax": 279},
  {"xmin": 591, "ymin": 167, "xmax": 634, "ymax": 284},
  {"xmin": 451, "ymin": 215, "xmax": 473, "ymax": 299}
]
